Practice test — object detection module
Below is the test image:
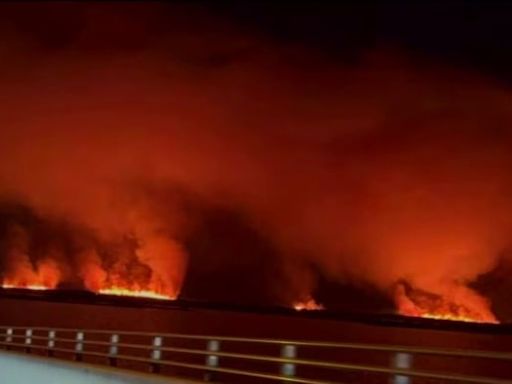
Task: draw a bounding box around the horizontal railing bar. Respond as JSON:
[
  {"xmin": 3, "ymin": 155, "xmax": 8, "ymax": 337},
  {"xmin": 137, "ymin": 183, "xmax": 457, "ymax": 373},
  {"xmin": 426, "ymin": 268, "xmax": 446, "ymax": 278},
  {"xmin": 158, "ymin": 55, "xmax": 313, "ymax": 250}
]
[
  {"xmin": 6, "ymin": 335, "xmax": 149, "ymax": 349},
  {"xmin": 1, "ymin": 340, "xmax": 511, "ymax": 384},
  {"xmin": 1, "ymin": 325, "xmax": 511, "ymax": 362},
  {"xmin": 0, "ymin": 341, "xmax": 107, "ymax": 359},
  {"xmin": 152, "ymin": 358, "xmax": 336, "ymax": 384},
  {"xmin": 0, "ymin": 341, "xmax": 334, "ymax": 384},
  {"xmin": 8, "ymin": 335, "xmax": 82, "ymax": 343},
  {"xmin": 0, "ymin": 335, "xmax": 414, "ymax": 374},
  {"xmin": 108, "ymin": 344, "xmax": 512, "ymax": 382},
  {"xmin": 7, "ymin": 335, "xmax": 48, "ymax": 341}
]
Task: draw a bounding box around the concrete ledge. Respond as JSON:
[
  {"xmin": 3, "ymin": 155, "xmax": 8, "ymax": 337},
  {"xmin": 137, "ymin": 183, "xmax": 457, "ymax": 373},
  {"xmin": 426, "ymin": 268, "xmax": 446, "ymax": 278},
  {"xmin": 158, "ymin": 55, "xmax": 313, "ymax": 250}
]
[{"xmin": 0, "ymin": 350, "xmax": 201, "ymax": 384}]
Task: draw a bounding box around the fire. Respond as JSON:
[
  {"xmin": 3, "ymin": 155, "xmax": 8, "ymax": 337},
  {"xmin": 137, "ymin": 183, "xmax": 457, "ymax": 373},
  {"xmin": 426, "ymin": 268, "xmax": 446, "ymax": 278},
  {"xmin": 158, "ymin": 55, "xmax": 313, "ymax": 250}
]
[
  {"xmin": 1, "ymin": 282, "xmax": 50, "ymax": 290},
  {"xmin": 98, "ymin": 286, "xmax": 174, "ymax": 300},
  {"xmin": 293, "ymin": 296, "xmax": 324, "ymax": 311},
  {"xmin": 0, "ymin": 281, "xmax": 176, "ymax": 300},
  {"xmin": 1, "ymin": 259, "xmax": 60, "ymax": 291},
  {"xmin": 394, "ymin": 283, "xmax": 499, "ymax": 324},
  {"xmin": 419, "ymin": 313, "xmax": 493, "ymax": 323}
]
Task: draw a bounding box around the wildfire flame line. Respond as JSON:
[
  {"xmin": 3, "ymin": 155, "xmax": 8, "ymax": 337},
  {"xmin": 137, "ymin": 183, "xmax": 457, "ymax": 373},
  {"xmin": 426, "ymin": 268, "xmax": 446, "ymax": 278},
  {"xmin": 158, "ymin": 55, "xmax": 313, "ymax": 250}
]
[
  {"xmin": 1, "ymin": 283, "xmax": 49, "ymax": 290},
  {"xmin": 419, "ymin": 313, "xmax": 498, "ymax": 324},
  {"xmin": 394, "ymin": 283, "xmax": 499, "ymax": 324},
  {"xmin": 1, "ymin": 281, "xmax": 175, "ymax": 300},
  {"xmin": 98, "ymin": 286, "xmax": 174, "ymax": 300}
]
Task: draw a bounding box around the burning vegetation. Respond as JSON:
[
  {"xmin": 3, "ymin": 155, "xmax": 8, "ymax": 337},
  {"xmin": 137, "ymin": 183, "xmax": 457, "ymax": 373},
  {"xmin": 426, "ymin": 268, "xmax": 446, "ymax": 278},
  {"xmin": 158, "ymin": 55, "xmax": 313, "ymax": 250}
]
[
  {"xmin": 395, "ymin": 283, "xmax": 499, "ymax": 324},
  {"xmin": 293, "ymin": 296, "xmax": 324, "ymax": 311},
  {"xmin": 98, "ymin": 287, "xmax": 173, "ymax": 300},
  {"xmin": 0, "ymin": 203, "xmax": 185, "ymax": 301},
  {"xmin": 0, "ymin": 3, "xmax": 511, "ymax": 322}
]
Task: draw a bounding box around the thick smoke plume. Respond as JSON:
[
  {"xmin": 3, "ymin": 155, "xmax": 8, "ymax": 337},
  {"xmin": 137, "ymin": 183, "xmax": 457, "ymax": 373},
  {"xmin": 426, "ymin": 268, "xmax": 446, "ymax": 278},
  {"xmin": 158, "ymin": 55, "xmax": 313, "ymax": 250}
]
[{"xmin": 1, "ymin": 4, "xmax": 512, "ymax": 318}]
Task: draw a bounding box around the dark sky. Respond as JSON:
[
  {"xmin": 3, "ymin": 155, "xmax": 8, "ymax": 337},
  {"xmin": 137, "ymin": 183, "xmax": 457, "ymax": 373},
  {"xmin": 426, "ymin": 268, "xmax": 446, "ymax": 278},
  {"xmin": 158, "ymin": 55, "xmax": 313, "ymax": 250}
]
[
  {"xmin": 212, "ymin": 2, "xmax": 512, "ymax": 79},
  {"xmin": 2, "ymin": 1, "xmax": 512, "ymax": 76}
]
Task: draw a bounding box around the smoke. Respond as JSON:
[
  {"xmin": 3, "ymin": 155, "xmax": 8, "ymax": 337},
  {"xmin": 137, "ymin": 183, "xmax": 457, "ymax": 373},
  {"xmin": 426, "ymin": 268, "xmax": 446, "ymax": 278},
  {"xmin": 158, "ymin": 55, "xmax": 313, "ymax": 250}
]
[{"xmin": 1, "ymin": 3, "xmax": 512, "ymax": 317}]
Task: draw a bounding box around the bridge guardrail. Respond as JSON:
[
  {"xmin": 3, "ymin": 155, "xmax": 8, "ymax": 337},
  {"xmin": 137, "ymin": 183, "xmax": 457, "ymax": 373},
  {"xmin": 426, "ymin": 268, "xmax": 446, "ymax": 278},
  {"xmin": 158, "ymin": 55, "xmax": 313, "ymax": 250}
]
[{"xmin": 0, "ymin": 326, "xmax": 511, "ymax": 384}]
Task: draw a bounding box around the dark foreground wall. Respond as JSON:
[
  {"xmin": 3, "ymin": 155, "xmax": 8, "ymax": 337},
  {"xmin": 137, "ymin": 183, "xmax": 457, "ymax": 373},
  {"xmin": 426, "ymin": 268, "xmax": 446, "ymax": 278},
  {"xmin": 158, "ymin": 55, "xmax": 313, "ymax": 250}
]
[{"xmin": 1, "ymin": 295, "xmax": 512, "ymax": 383}]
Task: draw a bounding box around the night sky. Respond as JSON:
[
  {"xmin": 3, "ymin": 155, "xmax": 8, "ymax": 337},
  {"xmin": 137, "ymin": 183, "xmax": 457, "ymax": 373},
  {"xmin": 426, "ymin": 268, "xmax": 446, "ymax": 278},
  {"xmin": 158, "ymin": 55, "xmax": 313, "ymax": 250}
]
[{"xmin": 3, "ymin": 2, "xmax": 512, "ymax": 73}]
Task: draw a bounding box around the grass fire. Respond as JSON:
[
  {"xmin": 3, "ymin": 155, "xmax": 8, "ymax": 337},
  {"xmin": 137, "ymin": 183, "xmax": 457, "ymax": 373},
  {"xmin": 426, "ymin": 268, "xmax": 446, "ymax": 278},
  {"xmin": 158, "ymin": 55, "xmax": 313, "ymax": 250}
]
[{"xmin": 0, "ymin": 3, "xmax": 512, "ymax": 324}]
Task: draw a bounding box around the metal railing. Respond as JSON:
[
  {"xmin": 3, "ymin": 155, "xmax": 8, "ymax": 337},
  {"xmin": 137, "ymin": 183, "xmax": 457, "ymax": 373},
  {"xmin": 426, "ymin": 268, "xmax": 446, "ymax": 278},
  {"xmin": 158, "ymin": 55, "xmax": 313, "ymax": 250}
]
[{"xmin": 0, "ymin": 326, "xmax": 511, "ymax": 384}]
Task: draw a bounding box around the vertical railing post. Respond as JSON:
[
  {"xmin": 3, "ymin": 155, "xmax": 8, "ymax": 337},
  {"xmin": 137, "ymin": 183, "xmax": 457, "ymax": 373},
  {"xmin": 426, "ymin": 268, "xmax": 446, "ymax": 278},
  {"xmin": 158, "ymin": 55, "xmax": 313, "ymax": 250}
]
[
  {"xmin": 280, "ymin": 344, "xmax": 297, "ymax": 379},
  {"xmin": 75, "ymin": 331, "xmax": 84, "ymax": 361},
  {"xmin": 150, "ymin": 336, "xmax": 163, "ymax": 373},
  {"xmin": 108, "ymin": 334, "xmax": 119, "ymax": 366},
  {"xmin": 47, "ymin": 330, "xmax": 56, "ymax": 357},
  {"xmin": 391, "ymin": 352, "xmax": 413, "ymax": 384},
  {"xmin": 5, "ymin": 328, "xmax": 13, "ymax": 350},
  {"xmin": 204, "ymin": 339, "xmax": 220, "ymax": 382},
  {"xmin": 24, "ymin": 329, "xmax": 32, "ymax": 353}
]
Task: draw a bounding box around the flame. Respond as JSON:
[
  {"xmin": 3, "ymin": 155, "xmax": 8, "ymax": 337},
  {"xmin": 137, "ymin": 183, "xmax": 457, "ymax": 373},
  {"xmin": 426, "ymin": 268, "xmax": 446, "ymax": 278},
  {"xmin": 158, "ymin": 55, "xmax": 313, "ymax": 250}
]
[
  {"xmin": 394, "ymin": 283, "xmax": 499, "ymax": 324},
  {"xmin": 98, "ymin": 286, "xmax": 174, "ymax": 300},
  {"xmin": 99, "ymin": 288, "xmax": 172, "ymax": 300},
  {"xmin": 293, "ymin": 296, "xmax": 324, "ymax": 311},
  {"xmin": 0, "ymin": 281, "xmax": 176, "ymax": 300},
  {"xmin": 1, "ymin": 258, "xmax": 61, "ymax": 291},
  {"xmin": 1, "ymin": 282, "xmax": 50, "ymax": 290},
  {"xmin": 420, "ymin": 313, "xmax": 495, "ymax": 323}
]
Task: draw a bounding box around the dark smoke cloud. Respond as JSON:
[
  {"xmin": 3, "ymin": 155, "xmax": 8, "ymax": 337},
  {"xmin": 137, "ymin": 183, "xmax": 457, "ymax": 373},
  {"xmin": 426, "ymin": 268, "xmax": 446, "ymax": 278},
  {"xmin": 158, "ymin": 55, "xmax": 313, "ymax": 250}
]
[{"xmin": 1, "ymin": 3, "xmax": 512, "ymax": 317}]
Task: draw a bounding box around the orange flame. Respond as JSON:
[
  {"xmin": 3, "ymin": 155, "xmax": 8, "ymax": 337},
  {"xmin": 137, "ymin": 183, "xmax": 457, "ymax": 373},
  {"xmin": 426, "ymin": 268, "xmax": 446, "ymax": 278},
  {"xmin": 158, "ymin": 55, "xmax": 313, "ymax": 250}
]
[
  {"xmin": 293, "ymin": 296, "xmax": 324, "ymax": 311},
  {"xmin": 1, "ymin": 282, "xmax": 50, "ymax": 290},
  {"xmin": 0, "ymin": 280, "xmax": 176, "ymax": 300},
  {"xmin": 419, "ymin": 313, "xmax": 495, "ymax": 323},
  {"xmin": 98, "ymin": 286, "xmax": 174, "ymax": 300},
  {"xmin": 1, "ymin": 258, "xmax": 61, "ymax": 291},
  {"xmin": 394, "ymin": 283, "xmax": 499, "ymax": 324}
]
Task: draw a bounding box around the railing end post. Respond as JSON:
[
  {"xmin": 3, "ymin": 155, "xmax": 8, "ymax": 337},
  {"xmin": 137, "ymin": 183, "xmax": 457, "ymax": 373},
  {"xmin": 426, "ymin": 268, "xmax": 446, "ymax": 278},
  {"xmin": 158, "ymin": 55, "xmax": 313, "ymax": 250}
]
[
  {"xmin": 5, "ymin": 328, "xmax": 13, "ymax": 350},
  {"xmin": 74, "ymin": 331, "xmax": 84, "ymax": 362},
  {"xmin": 204, "ymin": 339, "xmax": 220, "ymax": 382},
  {"xmin": 23, "ymin": 329, "xmax": 33, "ymax": 353},
  {"xmin": 391, "ymin": 352, "xmax": 413, "ymax": 384},
  {"xmin": 150, "ymin": 336, "xmax": 163, "ymax": 373},
  {"xmin": 108, "ymin": 333, "xmax": 119, "ymax": 367},
  {"xmin": 47, "ymin": 330, "xmax": 56, "ymax": 357},
  {"xmin": 280, "ymin": 344, "xmax": 297, "ymax": 379}
]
